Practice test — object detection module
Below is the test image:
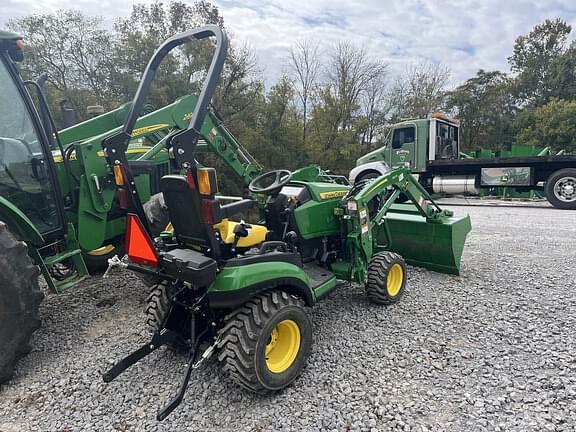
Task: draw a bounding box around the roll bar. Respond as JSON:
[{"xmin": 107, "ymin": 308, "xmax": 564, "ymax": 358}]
[{"xmin": 102, "ymin": 25, "xmax": 229, "ymax": 233}]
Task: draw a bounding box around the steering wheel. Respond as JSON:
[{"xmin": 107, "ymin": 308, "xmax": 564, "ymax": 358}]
[{"xmin": 249, "ymin": 169, "xmax": 292, "ymax": 196}]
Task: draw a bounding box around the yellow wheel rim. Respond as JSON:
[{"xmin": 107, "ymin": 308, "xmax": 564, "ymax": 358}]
[
  {"xmin": 87, "ymin": 244, "xmax": 115, "ymax": 256},
  {"xmin": 265, "ymin": 319, "xmax": 301, "ymax": 373},
  {"xmin": 387, "ymin": 263, "xmax": 404, "ymax": 297}
]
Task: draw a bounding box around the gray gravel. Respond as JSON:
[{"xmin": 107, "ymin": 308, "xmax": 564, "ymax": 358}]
[{"xmin": 1, "ymin": 202, "xmax": 575, "ymax": 431}]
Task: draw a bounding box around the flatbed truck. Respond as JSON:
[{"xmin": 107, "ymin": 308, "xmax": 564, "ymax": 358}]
[{"xmin": 350, "ymin": 113, "xmax": 576, "ymax": 209}]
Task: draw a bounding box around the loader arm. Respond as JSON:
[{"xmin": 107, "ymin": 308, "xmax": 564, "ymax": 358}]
[
  {"xmin": 134, "ymin": 97, "xmax": 262, "ymax": 184},
  {"xmin": 343, "ymin": 168, "xmax": 471, "ymax": 281}
]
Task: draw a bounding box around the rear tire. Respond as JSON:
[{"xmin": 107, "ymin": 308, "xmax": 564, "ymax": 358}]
[
  {"xmin": 217, "ymin": 290, "xmax": 312, "ymax": 393},
  {"xmin": 545, "ymin": 169, "xmax": 576, "ymax": 210},
  {"xmin": 0, "ymin": 222, "xmax": 43, "ymax": 383},
  {"xmin": 366, "ymin": 252, "xmax": 407, "ymax": 305},
  {"xmin": 144, "ymin": 282, "xmax": 172, "ymax": 333}
]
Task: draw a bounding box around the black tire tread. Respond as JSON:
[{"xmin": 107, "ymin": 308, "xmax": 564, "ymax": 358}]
[
  {"xmin": 0, "ymin": 222, "xmax": 43, "ymax": 383},
  {"xmin": 544, "ymin": 168, "xmax": 576, "ymax": 210},
  {"xmin": 144, "ymin": 282, "xmax": 171, "ymax": 332},
  {"xmin": 216, "ymin": 290, "xmax": 303, "ymax": 394},
  {"xmin": 366, "ymin": 251, "xmax": 406, "ymax": 305}
]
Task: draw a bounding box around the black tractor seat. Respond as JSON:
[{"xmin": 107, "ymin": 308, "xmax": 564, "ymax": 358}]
[{"xmin": 160, "ymin": 174, "xmax": 269, "ymax": 261}]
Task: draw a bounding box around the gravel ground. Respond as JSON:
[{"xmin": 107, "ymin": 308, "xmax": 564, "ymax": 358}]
[{"xmin": 1, "ymin": 202, "xmax": 575, "ymax": 432}]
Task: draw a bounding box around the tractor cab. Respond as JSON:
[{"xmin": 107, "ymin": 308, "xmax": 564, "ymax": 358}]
[{"xmin": 0, "ymin": 34, "xmax": 66, "ymax": 238}]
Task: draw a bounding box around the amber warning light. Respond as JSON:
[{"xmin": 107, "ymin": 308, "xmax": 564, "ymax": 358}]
[{"xmin": 125, "ymin": 214, "xmax": 158, "ymax": 267}]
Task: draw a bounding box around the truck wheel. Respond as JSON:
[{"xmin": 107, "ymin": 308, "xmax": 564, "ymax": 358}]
[
  {"xmin": 356, "ymin": 171, "xmax": 380, "ymax": 183},
  {"xmin": 217, "ymin": 290, "xmax": 312, "ymax": 393},
  {"xmin": 0, "ymin": 222, "xmax": 43, "ymax": 383},
  {"xmin": 366, "ymin": 251, "xmax": 407, "ymax": 305},
  {"xmin": 545, "ymin": 169, "xmax": 576, "ymax": 210},
  {"xmin": 356, "ymin": 172, "xmax": 408, "ymax": 203}
]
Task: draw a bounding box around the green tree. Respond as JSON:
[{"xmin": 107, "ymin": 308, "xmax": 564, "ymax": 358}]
[
  {"xmin": 306, "ymin": 87, "xmax": 364, "ymax": 173},
  {"xmin": 261, "ymin": 78, "xmax": 302, "ymax": 168},
  {"xmin": 516, "ymin": 98, "xmax": 576, "ymax": 153},
  {"xmin": 111, "ymin": 1, "xmax": 224, "ymax": 107},
  {"xmin": 9, "ymin": 10, "xmax": 114, "ymax": 121},
  {"xmin": 508, "ymin": 18, "xmax": 572, "ymax": 105},
  {"xmin": 547, "ymin": 42, "xmax": 576, "ymax": 101},
  {"xmin": 445, "ymin": 70, "xmax": 516, "ymax": 151}
]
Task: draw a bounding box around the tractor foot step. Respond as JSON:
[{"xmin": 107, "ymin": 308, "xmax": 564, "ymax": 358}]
[{"xmin": 303, "ymin": 263, "xmax": 335, "ymax": 290}]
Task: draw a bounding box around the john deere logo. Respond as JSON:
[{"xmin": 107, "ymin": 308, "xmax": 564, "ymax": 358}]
[{"xmin": 319, "ymin": 190, "xmax": 348, "ymax": 200}]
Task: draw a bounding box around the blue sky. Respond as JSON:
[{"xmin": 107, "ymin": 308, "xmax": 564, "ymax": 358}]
[{"xmin": 2, "ymin": 0, "xmax": 576, "ymax": 88}]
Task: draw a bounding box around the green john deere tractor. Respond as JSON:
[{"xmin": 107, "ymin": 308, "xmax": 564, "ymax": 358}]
[
  {"xmin": 0, "ymin": 29, "xmax": 265, "ymax": 383},
  {"xmin": 99, "ymin": 26, "xmax": 472, "ymax": 420}
]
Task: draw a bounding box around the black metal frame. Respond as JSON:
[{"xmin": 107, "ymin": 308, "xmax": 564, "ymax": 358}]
[
  {"xmin": 102, "ymin": 25, "xmax": 229, "ymax": 236},
  {"xmin": 104, "ymin": 282, "xmax": 215, "ymax": 420}
]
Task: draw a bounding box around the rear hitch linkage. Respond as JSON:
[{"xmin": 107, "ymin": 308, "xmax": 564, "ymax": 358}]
[{"xmin": 102, "ymin": 291, "xmax": 218, "ymax": 421}]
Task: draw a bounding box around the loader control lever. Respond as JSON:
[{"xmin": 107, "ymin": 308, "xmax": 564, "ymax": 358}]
[{"xmin": 231, "ymin": 221, "xmax": 251, "ymax": 253}]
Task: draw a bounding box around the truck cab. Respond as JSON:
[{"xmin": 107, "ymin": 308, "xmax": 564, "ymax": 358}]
[{"xmin": 350, "ymin": 113, "xmax": 460, "ymax": 183}]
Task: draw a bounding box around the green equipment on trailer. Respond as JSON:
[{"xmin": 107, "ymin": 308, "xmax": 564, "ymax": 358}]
[
  {"xmin": 99, "ymin": 26, "xmax": 472, "ymax": 420},
  {"xmin": 350, "ymin": 112, "xmax": 576, "ymax": 209},
  {"xmin": 0, "ymin": 30, "xmax": 263, "ymax": 384}
]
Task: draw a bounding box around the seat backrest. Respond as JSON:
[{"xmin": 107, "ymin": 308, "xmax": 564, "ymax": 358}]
[{"xmin": 160, "ymin": 175, "xmax": 220, "ymax": 258}]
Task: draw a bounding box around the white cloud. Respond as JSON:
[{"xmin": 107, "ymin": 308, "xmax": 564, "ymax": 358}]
[
  {"xmin": 2, "ymin": 0, "xmax": 576, "ymax": 89},
  {"xmin": 214, "ymin": 0, "xmax": 576, "ymax": 87}
]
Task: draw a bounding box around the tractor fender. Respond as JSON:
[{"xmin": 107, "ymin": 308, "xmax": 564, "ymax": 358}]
[
  {"xmin": 207, "ymin": 261, "xmax": 314, "ymax": 309},
  {"xmin": 0, "ymin": 196, "xmax": 44, "ymax": 246},
  {"xmin": 349, "ymin": 161, "xmax": 390, "ymax": 184}
]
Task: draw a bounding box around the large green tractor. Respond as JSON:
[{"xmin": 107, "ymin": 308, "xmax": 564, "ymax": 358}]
[
  {"xmin": 0, "ymin": 30, "xmax": 265, "ymax": 383},
  {"xmin": 99, "ymin": 26, "xmax": 472, "ymax": 420}
]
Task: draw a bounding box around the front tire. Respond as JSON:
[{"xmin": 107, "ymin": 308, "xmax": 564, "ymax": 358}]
[
  {"xmin": 217, "ymin": 291, "xmax": 312, "ymax": 393},
  {"xmin": 545, "ymin": 169, "xmax": 576, "ymax": 210},
  {"xmin": 366, "ymin": 252, "xmax": 407, "ymax": 305},
  {"xmin": 0, "ymin": 222, "xmax": 43, "ymax": 383}
]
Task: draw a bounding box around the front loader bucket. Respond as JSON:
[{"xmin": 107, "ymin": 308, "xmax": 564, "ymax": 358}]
[{"xmin": 374, "ymin": 204, "xmax": 471, "ymax": 275}]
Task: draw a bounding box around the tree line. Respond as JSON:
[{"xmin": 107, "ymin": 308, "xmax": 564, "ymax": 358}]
[{"xmin": 8, "ymin": 4, "xmax": 576, "ymax": 182}]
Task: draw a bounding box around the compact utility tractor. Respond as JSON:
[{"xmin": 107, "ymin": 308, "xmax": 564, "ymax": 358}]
[
  {"xmin": 100, "ymin": 26, "xmax": 472, "ymax": 420},
  {"xmin": 0, "ymin": 28, "xmax": 264, "ymax": 384}
]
